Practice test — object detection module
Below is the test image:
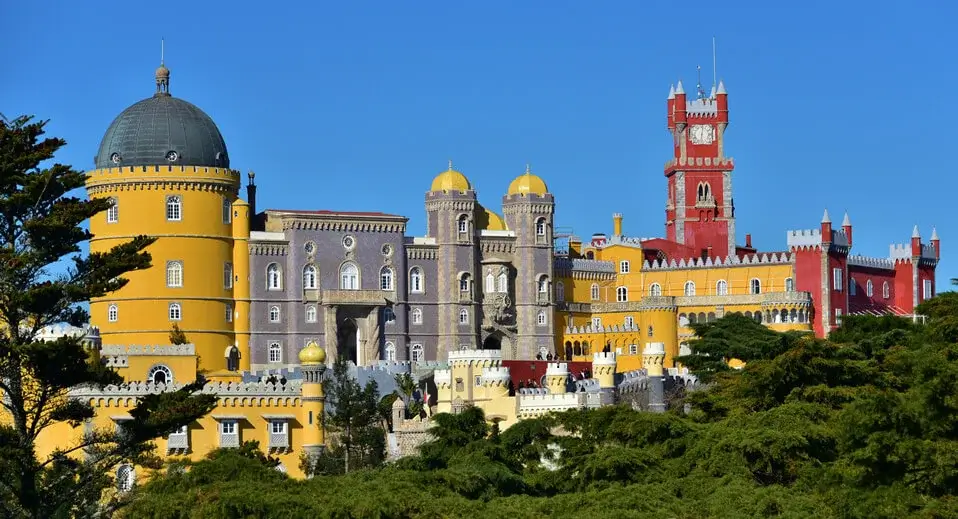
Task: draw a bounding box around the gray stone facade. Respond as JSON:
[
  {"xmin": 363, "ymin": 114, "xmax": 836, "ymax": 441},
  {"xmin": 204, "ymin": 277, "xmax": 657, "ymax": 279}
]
[{"xmin": 247, "ymin": 189, "xmax": 556, "ymax": 371}]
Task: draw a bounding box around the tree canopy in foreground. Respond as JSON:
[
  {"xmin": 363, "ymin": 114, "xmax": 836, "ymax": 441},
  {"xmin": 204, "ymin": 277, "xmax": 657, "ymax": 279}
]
[{"xmin": 123, "ymin": 294, "xmax": 958, "ymax": 518}]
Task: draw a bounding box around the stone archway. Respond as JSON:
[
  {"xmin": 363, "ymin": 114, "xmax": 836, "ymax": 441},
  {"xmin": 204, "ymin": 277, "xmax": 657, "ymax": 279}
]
[
  {"xmin": 338, "ymin": 318, "xmax": 358, "ymax": 364},
  {"xmin": 481, "ymin": 334, "xmax": 501, "ymax": 350}
]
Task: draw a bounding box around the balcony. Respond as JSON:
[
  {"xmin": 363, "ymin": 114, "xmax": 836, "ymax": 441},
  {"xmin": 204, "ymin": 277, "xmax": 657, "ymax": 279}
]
[
  {"xmin": 166, "ymin": 432, "xmax": 190, "ymax": 454},
  {"xmin": 219, "ymin": 433, "xmax": 240, "ymax": 449},
  {"xmin": 322, "ymin": 289, "xmax": 391, "ymax": 306}
]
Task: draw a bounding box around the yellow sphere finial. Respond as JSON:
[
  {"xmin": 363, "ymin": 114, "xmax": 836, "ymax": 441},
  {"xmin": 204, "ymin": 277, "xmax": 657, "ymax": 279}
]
[
  {"xmin": 430, "ymin": 161, "xmax": 471, "ymax": 193},
  {"xmin": 507, "ymin": 163, "xmax": 548, "ymax": 196},
  {"xmin": 299, "ymin": 341, "xmax": 327, "ymax": 365}
]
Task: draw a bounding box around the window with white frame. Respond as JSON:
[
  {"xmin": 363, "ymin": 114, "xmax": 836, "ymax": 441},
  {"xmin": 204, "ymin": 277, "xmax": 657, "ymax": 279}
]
[
  {"xmin": 340, "ymin": 262, "xmax": 359, "ymax": 290},
  {"xmin": 924, "ymin": 279, "xmax": 933, "ymax": 300},
  {"xmin": 616, "ymin": 286, "xmax": 628, "ymax": 302},
  {"xmin": 225, "ymin": 303, "xmax": 233, "ymax": 323},
  {"xmin": 380, "ymin": 267, "xmax": 393, "ymax": 291},
  {"xmin": 267, "ymin": 263, "xmax": 282, "ymax": 290},
  {"xmin": 833, "ymin": 268, "xmax": 843, "ymax": 291},
  {"xmin": 166, "ymin": 261, "xmax": 183, "ymax": 288},
  {"xmin": 624, "ymin": 315, "xmax": 634, "ymax": 328},
  {"xmin": 224, "ymin": 262, "xmax": 233, "ymax": 289},
  {"xmin": 555, "ymin": 281, "xmax": 564, "ymax": 302},
  {"xmin": 458, "ymin": 308, "xmax": 469, "ymax": 324},
  {"xmin": 168, "ymin": 302, "xmax": 182, "ymax": 321},
  {"xmin": 411, "ymin": 343, "xmax": 424, "ymax": 361},
  {"xmin": 684, "ymin": 281, "xmax": 696, "ymax": 296},
  {"xmin": 485, "ymin": 273, "xmax": 495, "ymax": 293},
  {"xmin": 221, "ymin": 420, "xmax": 236, "ymax": 434},
  {"xmin": 457, "ymin": 215, "xmax": 469, "ymax": 234},
  {"xmin": 106, "ymin": 197, "xmax": 118, "ymax": 223},
  {"xmin": 116, "ymin": 464, "xmax": 135, "ymax": 493},
  {"xmin": 268, "ymin": 342, "xmax": 282, "ymax": 363},
  {"xmin": 497, "ymin": 272, "xmax": 508, "ymax": 293},
  {"xmin": 269, "ymin": 305, "xmax": 281, "ymax": 323},
  {"xmin": 147, "ymin": 364, "xmax": 173, "ymax": 385},
  {"xmin": 835, "ymin": 308, "xmax": 843, "ymax": 326},
  {"xmin": 459, "ymin": 274, "xmax": 471, "ymax": 294},
  {"xmin": 537, "ymin": 311, "xmax": 547, "ymax": 326},
  {"xmin": 620, "ymin": 260, "xmax": 630, "ymax": 274},
  {"xmin": 866, "ymin": 279, "xmax": 874, "ymax": 297},
  {"xmin": 849, "ymin": 278, "xmax": 857, "ymax": 296},
  {"xmin": 411, "ymin": 307, "xmax": 422, "ymax": 325},
  {"xmin": 649, "ymin": 283, "xmax": 662, "ymax": 297},
  {"xmin": 270, "ymin": 420, "xmax": 287, "ymax": 435},
  {"xmin": 303, "ymin": 265, "xmax": 317, "ymax": 289},
  {"xmin": 409, "ymin": 267, "xmax": 423, "ymax": 293},
  {"xmin": 384, "ymin": 342, "xmax": 396, "ymax": 361},
  {"xmin": 750, "ymin": 278, "xmax": 762, "ymax": 295},
  {"xmin": 222, "ymin": 197, "xmax": 232, "ymax": 224},
  {"xmin": 716, "ymin": 279, "xmax": 728, "ymax": 295},
  {"xmin": 220, "ymin": 419, "xmax": 238, "ymax": 447},
  {"xmin": 883, "ymin": 281, "xmax": 890, "ymax": 299},
  {"xmin": 305, "ymin": 305, "xmax": 317, "ymax": 323},
  {"xmin": 384, "ymin": 308, "xmax": 396, "ymax": 323},
  {"xmin": 591, "ymin": 317, "xmax": 602, "ymax": 329},
  {"xmin": 535, "ymin": 218, "xmax": 546, "ymax": 236},
  {"xmin": 165, "ymin": 195, "xmax": 182, "ymax": 221},
  {"xmin": 785, "ymin": 277, "xmax": 794, "ymax": 292},
  {"xmin": 591, "ymin": 283, "xmax": 600, "ymax": 301},
  {"xmin": 538, "ymin": 277, "xmax": 549, "ymax": 293},
  {"xmin": 108, "ymin": 304, "xmax": 118, "ymax": 322}
]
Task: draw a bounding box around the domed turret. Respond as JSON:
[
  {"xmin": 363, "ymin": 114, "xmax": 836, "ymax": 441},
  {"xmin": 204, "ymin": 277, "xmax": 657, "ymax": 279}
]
[
  {"xmin": 95, "ymin": 62, "xmax": 229, "ymax": 169},
  {"xmin": 476, "ymin": 204, "xmax": 507, "ymax": 231},
  {"xmin": 430, "ymin": 161, "xmax": 471, "ymax": 193},
  {"xmin": 299, "ymin": 341, "xmax": 327, "ymax": 365},
  {"xmin": 507, "ymin": 164, "xmax": 548, "ymax": 196}
]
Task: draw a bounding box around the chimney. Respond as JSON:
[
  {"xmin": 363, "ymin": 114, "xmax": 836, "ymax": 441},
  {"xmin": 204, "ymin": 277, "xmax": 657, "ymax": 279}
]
[
  {"xmin": 246, "ymin": 170, "xmax": 257, "ymax": 231},
  {"xmin": 612, "ymin": 213, "xmax": 623, "ymax": 237},
  {"xmin": 745, "ymin": 234, "xmax": 752, "ymax": 248}
]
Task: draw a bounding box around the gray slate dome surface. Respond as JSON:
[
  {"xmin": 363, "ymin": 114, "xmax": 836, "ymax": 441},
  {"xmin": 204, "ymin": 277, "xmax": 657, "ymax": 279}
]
[{"xmin": 95, "ymin": 94, "xmax": 229, "ymax": 169}]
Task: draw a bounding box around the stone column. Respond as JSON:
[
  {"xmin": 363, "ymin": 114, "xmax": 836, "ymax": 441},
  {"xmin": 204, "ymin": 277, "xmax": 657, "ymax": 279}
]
[
  {"xmin": 324, "ymin": 305, "xmax": 338, "ymax": 363},
  {"xmin": 365, "ymin": 306, "xmax": 382, "ymax": 366}
]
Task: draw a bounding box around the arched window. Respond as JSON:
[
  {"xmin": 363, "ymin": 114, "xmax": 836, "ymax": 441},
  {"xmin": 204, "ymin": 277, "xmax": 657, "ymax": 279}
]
[
  {"xmin": 165, "ymin": 195, "xmax": 182, "ymax": 221},
  {"xmin": 222, "ymin": 197, "xmax": 232, "ymax": 224},
  {"xmin": 485, "ymin": 273, "xmax": 495, "ymax": 293},
  {"xmin": 649, "ymin": 283, "xmax": 662, "ymax": 297},
  {"xmin": 409, "ymin": 267, "xmax": 423, "ymax": 293},
  {"xmin": 340, "ymin": 263, "xmax": 359, "ymax": 290},
  {"xmin": 116, "ymin": 464, "xmax": 135, "ymax": 493},
  {"xmin": 266, "ymin": 263, "xmax": 282, "ymax": 290},
  {"xmin": 750, "ymin": 278, "xmax": 762, "ymax": 295},
  {"xmin": 457, "ymin": 215, "xmax": 469, "ymax": 234},
  {"xmin": 716, "ymin": 279, "xmax": 728, "ymax": 295},
  {"xmin": 458, "ymin": 308, "xmax": 469, "ymax": 324},
  {"xmin": 785, "ymin": 277, "xmax": 794, "ymax": 292},
  {"xmin": 269, "ymin": 305, "xmax": 281, "ymax": 323},
  {"xmin": 305, "ymin": 305, "xmax": 317, "ymax": 323},
  {"xmin": 555, "ymin": 281, "xmax": 564, "ymax": 302},
  {"xmin": 537, "ymin": 311, "xmax": 547, "ymax": 326},
  {"xmin": 224, "ymin": 262, "xmax": 233, "ymax": 289},
  {"xmin": 647, "ymin": 325, "xmax": 654, "ymax": 337},
  {"xmin": 616, "ymin": 286, "xmax": 628, "ymax": 302},
  {"xmin": 303, "ymin": 265, "xmax": 317, "ymax": 289},
  {"xmin": 225, "ymin": 303, "xmax": 233, "ymax": 322},
  {"xmin": 883, "ymin": 281, "xmax": 890, "ymax": 299},
  {"xmin": 268, "ymin": 342, "xmax": 282, "ymax": 363},
  {"xmin": 380, "ymin": 267, "xmax": 393, "ymax": 291},
  {"xmin": 866, "ymin": 279, "xmax": 874, "ymax": 297},
  {"xmin": 459, "ymin": 273, "xmax": 471, "ymax": 293},
  {"xmin": 535, "ymin": 218, "xmax": 546, "ymax": 236},
  {"xmin": 148, "ymin": 364, "xmax": 173, "ymax": 385},
  {"xmin": 384, "ymin": 342, "xmax": 396, "ymax": 361},
  {"xmin": 106, "ymin": 197, "xmax": 118, "ymax": 223},
  {"xmin": 108, "ymin": 304, "xmax": 118, "ymax": 323},
  {"xmin": 168, "ymin": 303, "xmax": 182, "ymax": 321},
  {"xmin": 411, "ymin": 343, "xmax": 424, "ymax": 362},
  {"xmin": 166, "ymin": 261, "xmax": 183, "ymax": 288},
  {"xmin": 591, "ymin": 283, "xmax": 600, "ymax": 301},
  {"xmin": 384, "ymin": 308, "xmax": 396, "ymax": 323},
  {"xmin": 684, "ymin": 281, "xmax": 696, "ymax": 296},
  {"xmin": 497, "ymin": 272, "xmax": 508, "ymax": 293},
  {"xmin": 849, "ymin": 278, "xmax": 857, "ymax": 296},
  {"xmin": 411, "ymin": 308, "xmax": 422, "ymax": 325}
]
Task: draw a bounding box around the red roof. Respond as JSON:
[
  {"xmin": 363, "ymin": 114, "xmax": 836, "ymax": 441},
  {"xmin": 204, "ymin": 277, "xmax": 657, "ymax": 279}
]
[{"xmin": 267, "ymin": 209, "xmax": 405, "ymax": 218}]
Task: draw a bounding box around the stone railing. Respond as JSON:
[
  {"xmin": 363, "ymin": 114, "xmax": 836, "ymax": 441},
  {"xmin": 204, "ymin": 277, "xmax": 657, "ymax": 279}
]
[
  {"xmin": 69, "ymin": 380, "xmax": 302, "ymax": 399},
  {"xmin": 322, "ymin": 289, "xmax": 392, "ymax": 305},
  {"xmin": 269, "ymin": 432, "xmax": 290, "ymax": 450},
  {"xmin": 219, "ymin": 433, "xmax": 240, "ymax": 449},
  {"xmin": 166, "ymin": 432, "xmax": 189, "ymax": 454},
  {"xmin": 100, "ymin": 344, "xmax": 195, "ymax": 356}
]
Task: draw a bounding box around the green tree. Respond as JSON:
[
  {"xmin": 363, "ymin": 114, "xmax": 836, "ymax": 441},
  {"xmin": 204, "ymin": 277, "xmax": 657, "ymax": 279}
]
[
  {"xmin": 168, "ymin": 323, "xmax": 189, "ymax": 345},
  {"xmin": 0, "ymin": 115, "xmax": 217, "ymax": 518},
  {"xmin": 312, "ymin": 354, "xmax": 385, "ymax": 474}
]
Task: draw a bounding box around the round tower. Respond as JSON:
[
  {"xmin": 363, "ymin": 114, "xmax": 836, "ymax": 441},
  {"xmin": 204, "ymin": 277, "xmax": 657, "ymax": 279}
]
[
  {"xmin": 299, "ymin": 341, "xmax": 327, "ymax": 458},
  {"xmin": 86, "ymin": 62, "xmax": 241, "ymax": 372},
  {"xmin": 639, "ymin": 297, "xmax": 679, "ymax": 367},
  {"xmin": 592, "ymin": 351, "xmax": 617, "ymax": 389},
  {"xmin": 231, "ymin": 198, "xmax": 251, "ymax": 370},
  {"xmin": 545, "ymin": 362, "xmax": 569, "ymax": 394},
  {"xmin": 481, "ymin": 366, "xmax": 511, "ymax": 398},
  {"xmin": 642, "ymin": 342, "xmax": 667, "ymax": 413}
]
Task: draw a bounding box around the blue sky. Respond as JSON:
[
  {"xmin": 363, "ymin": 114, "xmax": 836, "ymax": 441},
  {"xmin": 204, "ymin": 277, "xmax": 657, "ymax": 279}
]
[{"xmin": 4, "ymin": 1, "xmax": 956, "ymax": 283}]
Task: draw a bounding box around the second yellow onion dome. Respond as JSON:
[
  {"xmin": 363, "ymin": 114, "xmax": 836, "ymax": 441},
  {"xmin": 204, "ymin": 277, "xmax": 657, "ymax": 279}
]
[
  {"xmin": 507, "ymin": 164, "xmax": 548, "ymax": 196},
  {"xmin": 298, "ymin": 341, "xmax": 327, "ymax": 364},
  {"xmin": 430, "ymin": 161, "xmax": 472, "ymax": 193},
  {"xmin": 476, "ymin": 204, "xmax": 507, "ymax": 231}
]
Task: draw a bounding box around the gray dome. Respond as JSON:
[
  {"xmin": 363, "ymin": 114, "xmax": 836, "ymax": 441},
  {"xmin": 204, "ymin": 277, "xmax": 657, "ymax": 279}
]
[{"xmin": 95, "ymin": 94, "xmax": 229, "ymax": 169}]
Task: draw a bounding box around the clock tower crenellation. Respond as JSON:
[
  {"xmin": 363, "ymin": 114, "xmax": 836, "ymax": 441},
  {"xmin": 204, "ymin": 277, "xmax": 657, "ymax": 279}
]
[{"xmin": 664, "ymin": 78, "xmax": 735, "ymax": 258}]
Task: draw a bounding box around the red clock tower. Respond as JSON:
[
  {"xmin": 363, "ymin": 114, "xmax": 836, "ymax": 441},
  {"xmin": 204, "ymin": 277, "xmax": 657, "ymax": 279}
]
[{"xmin": 664, "ymin": 79, "xmax": 735, "ymax": 258}]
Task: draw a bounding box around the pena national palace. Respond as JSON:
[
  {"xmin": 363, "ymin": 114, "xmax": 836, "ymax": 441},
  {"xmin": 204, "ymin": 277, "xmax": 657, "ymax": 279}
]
[{"xmin": 23, "ymin": 60, "xmax": 940, "ymax": 482}]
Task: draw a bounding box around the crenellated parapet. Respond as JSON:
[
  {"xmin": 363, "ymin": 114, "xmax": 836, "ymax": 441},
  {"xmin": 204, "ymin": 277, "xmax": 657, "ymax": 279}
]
[
  {"xmin": 447, "ymin": 349, "xmax": 502, "ymax": 368},
  {"xmin": 848, "ymin": 255, "xmax": 895, "ymax": 270},
  {"xmin": 642, "ymin": 342, "xmax": 666, "ymax": 377},
  {"xmin": 518, "ymin": 393, "xmax": 587, "ymax": 418},
  {"xmin": 480, "ymin": 366, "xmax": 511, "ymax": 387},
  {"xmin": 787, "ymin": 228, "xmax": 850, "ymax": 251},
  {"xmin": 592, "ymin": 351, "xmax": 616, "ymax": 366},
  {"xmin": 889, "ymin": 243, "xmax": 937, "ymax": 262},
  {"xmin": 663, "ymin": 156, "xmax": 734, "ymax": 171},
  {"xmin": 85, "ymin": 165, "xmax": 240, "ymax": 195},
  {"xmin": 545, "ymin": 362, "xmax": 570, "ymax": 377},
  {"xmin": 642, "ymin": 252, "xmax": 792, "ymax": 271},
  {"xmin": 433, "ymin": 369, "xmax": 452, "ymax": 389}
]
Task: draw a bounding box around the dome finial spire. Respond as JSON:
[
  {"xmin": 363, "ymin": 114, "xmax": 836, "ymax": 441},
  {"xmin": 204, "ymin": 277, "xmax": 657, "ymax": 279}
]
[
  {"xmin": 525, "ymin": 163, "xmax": 531, "ymax": 175},
  {"xmin": 155, "ymin": 38, "xmax": 170, "ymax": 97},
  {"xmin": 448, "ymin": 159, "xmax": 453, "ymax": 171}
]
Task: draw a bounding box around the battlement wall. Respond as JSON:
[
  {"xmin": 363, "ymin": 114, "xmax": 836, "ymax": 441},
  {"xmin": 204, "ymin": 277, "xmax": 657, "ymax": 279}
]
[{"xmin": 643, "ymin": 252, "xmax": 791, "ymax": 271}]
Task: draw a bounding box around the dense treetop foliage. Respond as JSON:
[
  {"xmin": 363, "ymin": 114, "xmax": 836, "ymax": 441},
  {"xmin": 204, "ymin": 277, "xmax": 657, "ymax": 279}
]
[{"xmin": 123, "ymin": 294, "xmax": 958, "ymax": 518}]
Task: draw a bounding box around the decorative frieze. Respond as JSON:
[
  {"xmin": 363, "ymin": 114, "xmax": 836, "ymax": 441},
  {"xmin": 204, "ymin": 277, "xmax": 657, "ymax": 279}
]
[{"xmin": 642, "ymin": 252, "xmax": 792, "ymax": 271}]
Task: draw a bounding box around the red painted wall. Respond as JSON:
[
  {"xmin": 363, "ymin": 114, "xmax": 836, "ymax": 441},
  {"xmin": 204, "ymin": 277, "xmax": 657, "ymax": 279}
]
[
  {"xmin": 848, "ymin": 266, "xmax": 896, "ymax": 312},
  {"xmin": 502, "ymin": 360, "xmax": 594, "ymax": 388},
  {"xmin": 792, "ymin": 247, "xmax": 823, "ymax": 336}
]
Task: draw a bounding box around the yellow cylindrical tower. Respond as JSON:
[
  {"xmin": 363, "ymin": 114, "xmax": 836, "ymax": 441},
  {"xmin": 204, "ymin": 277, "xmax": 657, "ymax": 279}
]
[
  {"xmin": 592, "ymin": 352, "xmax": 617, "ymax": 389},
  {"xmin": 481, "ymin": 367, "xmax": 511, "ymax": 399},
  {"xmin": 231, "ymin": 198, "xmax": 251, "ymax": 371},
  {"xmin": 642, "ymin": 342, "xmax": 666, "ymax": 377},
  {"xmin": 86, "ymin": 63, "xmax": 241, "ymax": 374},
  {"xmin": 640, "ymin": 304, "xmax": 679, "ymax": 367},
  {"xmin": 299, "ymin": 341, "xmax": 327, "ymax": 457},
  {"xmin": 545, "ymin": 362, "xmax": 569, "ymax": 394}
]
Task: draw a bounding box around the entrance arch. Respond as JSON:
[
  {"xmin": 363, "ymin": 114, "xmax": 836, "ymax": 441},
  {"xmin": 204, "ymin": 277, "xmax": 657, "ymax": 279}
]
[
  {"xmin": 481, "ymin": 335, "xmax": 502, "ymax": 350},
  {"xmin": 338, "ymin": 318, "xmax": 358, "ymax": 364}
]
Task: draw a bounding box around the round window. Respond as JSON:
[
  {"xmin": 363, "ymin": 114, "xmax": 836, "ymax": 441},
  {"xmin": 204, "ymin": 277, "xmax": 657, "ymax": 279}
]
[
  {"xmin": 381, "ymin": 244, "xmax": 393, "ymax": 257},
  {"xmin": 165, "ymin": 150, "xmax": 179, "ymax": 162},
  {"xmin": 343, "ymin": 235, "xmax": 355, "ymax": 250},
  {"xmin": 110, "ymin": 152, "xmax": 121, "ymax": 164},
  {"xmin": 304, "ymin": 241, "xmax": 316, "ymax": 255}
]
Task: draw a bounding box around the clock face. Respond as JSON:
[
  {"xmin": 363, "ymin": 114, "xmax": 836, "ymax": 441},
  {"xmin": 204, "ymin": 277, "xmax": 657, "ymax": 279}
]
[{"xmin": 689, "ymin": 125, "xmax": 715, "ymax": 145}]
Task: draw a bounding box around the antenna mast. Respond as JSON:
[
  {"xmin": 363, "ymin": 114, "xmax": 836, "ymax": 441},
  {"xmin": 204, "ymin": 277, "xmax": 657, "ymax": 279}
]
[{"xmin": 161, "ymin": 38, "xmax": 165, "ymax": 65}]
